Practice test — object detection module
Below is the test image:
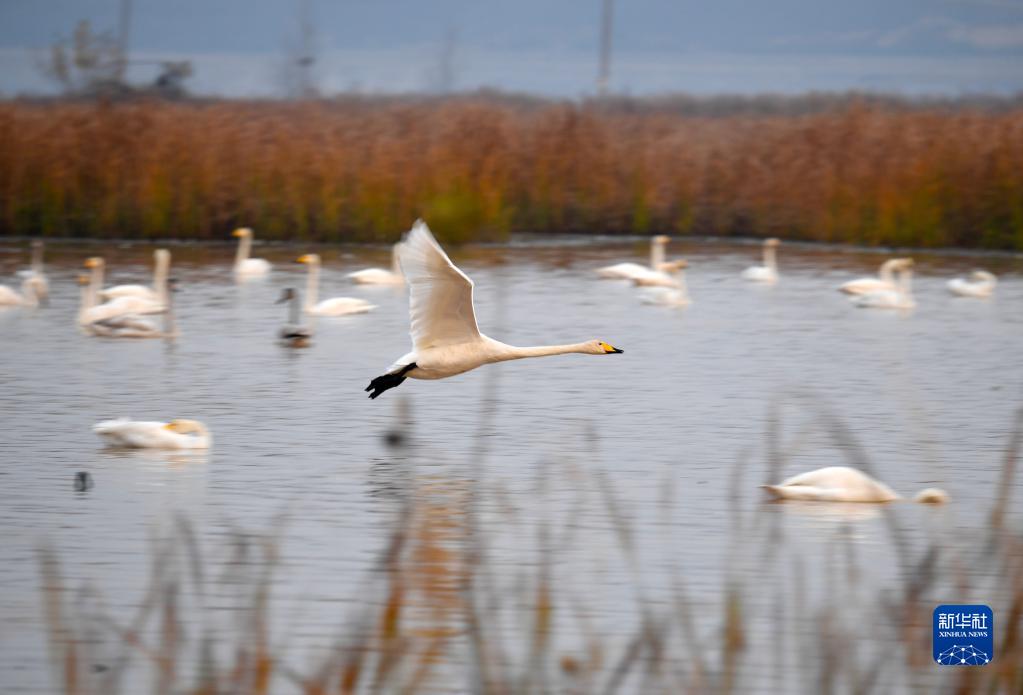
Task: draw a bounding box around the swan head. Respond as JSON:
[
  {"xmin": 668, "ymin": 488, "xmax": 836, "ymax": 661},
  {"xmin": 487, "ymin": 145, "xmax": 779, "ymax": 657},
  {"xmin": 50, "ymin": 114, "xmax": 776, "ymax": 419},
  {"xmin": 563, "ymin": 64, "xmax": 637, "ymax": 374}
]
[
  {"xmin": 296, "ymin": 254, "xmax": 320, "ymax": 265},
  {"xmin": 652, "ymin": 235, "xmax": 670, "ymax": 245},
  {"xmin": 232, "ymin": 227, "xmax": 252, "ymax": 238},
  {"xmin": 165, "ymin": 419, "xmax": 209, "ymax": 437},
  {"xmin": 84, "ymin": 257, "xmax": 104, "ymax": 269},
  {"xmin": 590, "ymin": 340, "xmax": 624, "ymax": 355},
  {"xmin": 764, "ymin": 238, "xmax": 781, "ymax": 247},
  {"xmin": 913, "ymin": 488, "xmax": 949, "ymax": 504}
]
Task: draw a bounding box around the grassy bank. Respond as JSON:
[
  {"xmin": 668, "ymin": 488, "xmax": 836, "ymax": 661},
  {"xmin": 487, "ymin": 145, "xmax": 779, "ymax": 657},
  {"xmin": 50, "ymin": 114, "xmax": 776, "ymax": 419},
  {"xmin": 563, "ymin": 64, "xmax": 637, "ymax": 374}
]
[{"xmin": 2, "ymin": 97, "xmax": 1022, "ymax": 249}]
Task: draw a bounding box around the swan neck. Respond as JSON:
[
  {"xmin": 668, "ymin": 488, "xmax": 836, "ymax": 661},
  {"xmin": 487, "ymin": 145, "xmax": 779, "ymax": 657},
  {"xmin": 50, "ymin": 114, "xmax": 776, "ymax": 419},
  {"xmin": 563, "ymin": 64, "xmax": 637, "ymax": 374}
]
[
  {"xmin": 31, "ymin": 243, "xmax": 43, "ymax": 272},
  {"xmin": 304, "ymin": 259, "xmax": 319, "ymax": 308},
  {"xmin": 499, "ymin": 342, "xmax": 592, "ymax": 361},
  {"xmin": 153, "ymin": 251, "xmax": 170, "ymax": 303},
  {"xmin": 878, "ymin": 260, "xmax": 895, "ymax": 284},
  {"xmin": 391, "ymin": 244, "xmax": 402, "ymax": 275},
  {"xmin": 235, "ymin": 235, "xmax": 251, "ymax": 265},
  {"xmin": 899, "ymin": 268, "xmax": 913, "ymax": 296},
  {"xmin": 650, "ymin": 239, "xmax": 666, "ymax": 269},
  {"xmin": 764, "ymin": 245, "xmax": 777, "ymax": 271}
]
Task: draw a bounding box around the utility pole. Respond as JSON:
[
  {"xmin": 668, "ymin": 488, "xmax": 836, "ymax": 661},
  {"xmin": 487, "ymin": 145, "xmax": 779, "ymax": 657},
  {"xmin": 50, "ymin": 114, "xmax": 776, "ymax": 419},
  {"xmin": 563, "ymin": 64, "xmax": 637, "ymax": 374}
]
[{"xmin": 597, "ymin": 0, "xmax": 613, "ymax": 96}]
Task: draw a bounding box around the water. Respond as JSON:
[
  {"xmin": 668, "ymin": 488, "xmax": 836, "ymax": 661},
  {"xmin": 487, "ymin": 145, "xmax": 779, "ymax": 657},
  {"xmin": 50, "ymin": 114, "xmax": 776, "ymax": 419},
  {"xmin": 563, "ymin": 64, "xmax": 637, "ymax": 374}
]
[{"xmin": 1, "ymin": 237, "xmax": 1021, "ymax": 692}]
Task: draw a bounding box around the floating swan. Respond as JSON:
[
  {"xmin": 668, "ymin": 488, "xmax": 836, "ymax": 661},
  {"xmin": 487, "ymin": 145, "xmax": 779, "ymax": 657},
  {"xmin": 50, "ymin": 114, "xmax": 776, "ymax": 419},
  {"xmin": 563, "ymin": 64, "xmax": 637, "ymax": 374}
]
[
  {"xmin": 297, "ymin": 254, "xmax": 376, "ymax": 316},
  {"xmin": 839, "ymin": 258, "xmax": 903, "ymax": 295},
  {"xmin": 641, "ymin": 265, "xmax": 691, "ymax": 307},
  {"xmin": 597, "ymin": 235, "xmax": 675, "ymax": 280},
  {"xmin": 763, "ymin": 466, "xmax": 948, "ymax": 504},
  {"xmin": 79, "ymin": 274, "xmax": 177, "ymax": 339},
  {"xmin": 232, "ymin": 227, "xmax": 272, "ymax": 277},
  {"xmin": 276, "ymin": 287, "xmax": 313, "ymax": 347},
  {"xmin": 347, "ymin": 243, "xmax": 405, "ymax": 285},
  {"xmin": 81, "ymin": 257, "xmax": 166, "ymax": 323},
  {"xmin": 854, "ymin": 258, "xmax": 914, "ymax": 309},
  {"xmin": 366, "ymin": 219, "xmax": 624, "ymax": 399},
  {"xmin": 947, "ymin": 270, "xmax": 996, "ymax": 298},
  {"xmin": 93, "ymin": 418, "xmax": 211, "ymax": 449},
  {"xmin": 101, "ymin": 248, "xmax": 171, "ymax": 301},
  {"xmin": 0, "ymin": 276, "xmax": 39, "ymax": 308},
  {"xmin": 741, "ymin": 238, "xmax": 780, "ymax": 283},
  {"xmin": 16, "ymin": 240, "xmax": 49, "ymax": 305},
  {"xmin": 632, "ymin": 259, "xmax": 688, "ymax": 288}
]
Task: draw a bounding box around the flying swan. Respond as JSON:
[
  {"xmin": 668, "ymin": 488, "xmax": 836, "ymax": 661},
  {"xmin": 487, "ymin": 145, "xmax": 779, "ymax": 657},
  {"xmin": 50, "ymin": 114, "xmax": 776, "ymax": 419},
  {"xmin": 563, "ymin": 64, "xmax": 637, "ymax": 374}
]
[
  {"xmin": 347, "ymin": 243, "xmax": 405, "ymax": 285},
  {"xmin": 838, "ymin": 258, "xmax": 903, "ymax": 295},
  {"xmin": 741, "ymin": 238, "xmax": 780, "ymax": 283},
  {"xmin": 763, "ymin": 466, "xmax": 948, "ymax": 504},
  {"xmin": 297, "ymin": 254, "xmax": 376, "ymax": 316},
  {"xmin": 947, "ymin": 270, "xmax": 996, "ymax": 298},
  {"xmin": 366, "ymin": 220, "xmax": 624, "ymax": 399},
  {"xmin": 92, "ymin": 418, "xmax": 211, "ymax": 449},
  {"xmin": 232, "ymin": 227, "xmax": 272, "ymax": 277}
]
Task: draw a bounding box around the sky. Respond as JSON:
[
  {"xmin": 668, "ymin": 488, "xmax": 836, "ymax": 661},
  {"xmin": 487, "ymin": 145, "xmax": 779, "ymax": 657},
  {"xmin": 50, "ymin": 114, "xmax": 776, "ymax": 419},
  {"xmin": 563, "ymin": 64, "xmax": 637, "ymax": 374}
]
[{"xmin": 1, "ymin": 0, "xmax": 1022, "ymax": 97}]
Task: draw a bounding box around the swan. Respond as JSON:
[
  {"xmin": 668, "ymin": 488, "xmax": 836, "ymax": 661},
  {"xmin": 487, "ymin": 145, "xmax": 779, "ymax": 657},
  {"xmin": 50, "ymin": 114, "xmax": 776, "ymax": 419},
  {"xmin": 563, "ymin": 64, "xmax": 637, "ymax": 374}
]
[
  {"xmin": 81, "ymin": 257, "xmax": 166, "ymax": 322},
  {"xmin": 366, "ymin": 219, "xmax": 624, "ymax": 399},
  {"xmin": 947, "ymin": 270, "xmax": 996, "ymax": 298},
  {"xmin": 16, "ymin": 240, "xmax": 49, "ymax": 305},
  {"xmin": 854, "ymin": 259, "xmax": 915, "ymax": 309},
  {"xmin": 100, "ymin": 248, "xmax": 171, "ymax": 301},
  {"xmin": 232, "ymin": 227, "xmax": 272, "ymax": 277},
  {"xmin": 296, "ymin": 254, "xmax": 376, "ymax": 316},
  {"xmin": 93, "ymin": 418, "xmax": 211, "ymax": 449},
  {"xmin": 741, "ymin": 238, "xmax": 780, "ymax": 283},
  {"xmin": 347, "ymin": 243, "xmax": 405, "ymax": 285},
  {"xmin": 597, "ymin": 235, "xmax": 675, "ymax": 280},
  {"xmin": 838, "ymin": 258, "xmax": 903, "ymax": 295},
  {"xmin": 763, "ymin": 466, "xmax": 947, "ymax": 504},
  {"xmin": 631, "ymin": 259, "xmax": 688, "ymax": 288},
  {"xmin": 79, "ymin": 274, "xmax": 178, "ymax": 339},
  {"xmin": 0, "ymin": 276, "xmax": 39, "ymax": 308},
  {"xmin": 276, "ymin": 287, "xmax": 313, "ymax": 347}
]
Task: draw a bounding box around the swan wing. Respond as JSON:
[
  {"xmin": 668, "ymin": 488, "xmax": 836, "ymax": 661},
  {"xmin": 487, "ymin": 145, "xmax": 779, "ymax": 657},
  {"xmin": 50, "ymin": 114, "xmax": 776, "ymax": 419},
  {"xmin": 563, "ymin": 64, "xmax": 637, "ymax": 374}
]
[
  {"xmin": 0, "ymin": 285, "xmax": 22, "ymax": 305},
  {"xmin": 400, "ymin": 219, "xmax": 481, "ymax": 351}
]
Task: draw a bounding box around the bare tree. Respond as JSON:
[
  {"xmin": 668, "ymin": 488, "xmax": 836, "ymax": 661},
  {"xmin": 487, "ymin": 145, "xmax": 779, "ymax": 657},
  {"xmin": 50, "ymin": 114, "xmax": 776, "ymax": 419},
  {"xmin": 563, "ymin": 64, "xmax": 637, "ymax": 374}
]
[{"xmin": 38, "ymin": 20, "xmax": 126, "ymax": 95}]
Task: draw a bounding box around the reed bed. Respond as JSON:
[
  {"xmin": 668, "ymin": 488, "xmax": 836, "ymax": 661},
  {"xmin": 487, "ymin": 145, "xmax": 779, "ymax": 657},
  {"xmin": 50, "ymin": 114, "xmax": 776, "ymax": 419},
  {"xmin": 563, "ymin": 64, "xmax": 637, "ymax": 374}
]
[
  {"xmin": 2, "ymin": 98, "xmax": 1022, "ymax": 249},
  {"xmin": 38, "ymin": 400, "xmax": 1023, "ymax": 694}
]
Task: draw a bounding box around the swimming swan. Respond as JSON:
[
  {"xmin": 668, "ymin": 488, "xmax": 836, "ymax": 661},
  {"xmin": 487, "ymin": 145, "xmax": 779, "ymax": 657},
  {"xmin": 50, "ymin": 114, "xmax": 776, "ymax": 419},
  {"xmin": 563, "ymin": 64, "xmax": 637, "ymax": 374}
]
[
  {"xmin": 296, "ymin": 254, "xmax": 376, "ymax": 316},
  {"xmin": 276, "ymin": 287, "xmax": 313, "ymax": 347},
  {"xmin": 597, "ymin": 235, "xmax": 674, "ymax": 280},
  {"xmin": 741, "ymin": 238, "xmax": 780, "ymax": 283},
  {"xmin": 79, "ymin": 274, "xmax": 177, "ymax": 338},
  {"xmin": 347, "ymin": 243, "xmax": 405, "ymax": 285},
  {"xmin": 0, "ymin": 277, "xmax": 39, "ymax": 308},
  {"xmin": 632, "ymin": 259, "xmax": 688, "ymax": 288},
  {"xmin": 101, "ymin": 248, "xmax": 171, "ymax": 301},
  {"xmin": 93, "ymin": 418, "xmax": 211, "ymax": 449},
  {"xmin": 232, "ymin": 227, "xmax": 272, "ymax": 277},
  {"xmin": 763, "ymin": 466, "xmax": 948, "ymax": 504},
  {"xmin": 16, "ymin": 240, "xmax": 49, "ymax": 305},
  {"xmin": 366, "ymin": 219, "xmax": 624, "ymax": 399},
  {"xmin": 839, "ymin": 258, "xmax": 903, "ymax": 295},
  {"xmin": 81, "ymin": 257, "xmax": 167, "ymax": 322},
  {"xmin": 641, "ymin": 262, "xmax": 691, "ymax": 307},
  {"xmin": 854, "ymin": 259, "xmax": 915, "ymax": 310},
  {"xmin": 947, "ymin": 270, "xmax": 996, "ymax": 298}
]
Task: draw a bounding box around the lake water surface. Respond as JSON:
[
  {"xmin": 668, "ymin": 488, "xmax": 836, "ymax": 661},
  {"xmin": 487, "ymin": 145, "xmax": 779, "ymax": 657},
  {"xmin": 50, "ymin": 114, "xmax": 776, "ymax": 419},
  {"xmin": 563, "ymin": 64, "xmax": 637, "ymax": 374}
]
[{"xmin": 1, "ymin": 237, "xmax": 1021, "ymax": 692}]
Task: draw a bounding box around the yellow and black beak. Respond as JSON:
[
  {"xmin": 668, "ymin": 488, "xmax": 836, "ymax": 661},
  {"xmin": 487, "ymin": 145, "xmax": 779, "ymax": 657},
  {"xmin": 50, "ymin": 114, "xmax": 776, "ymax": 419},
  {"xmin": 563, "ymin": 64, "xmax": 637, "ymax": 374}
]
[
  {"xmin": 232, "ymin": 228, "xmax": 245, "ymax": 237},
  {"xmin": 296, "ymin": 255, "xmax": 312, "ymax": 264},
  {"xmin": 600, "ymin": 342, "xmax": 623, "ymax": 354}
]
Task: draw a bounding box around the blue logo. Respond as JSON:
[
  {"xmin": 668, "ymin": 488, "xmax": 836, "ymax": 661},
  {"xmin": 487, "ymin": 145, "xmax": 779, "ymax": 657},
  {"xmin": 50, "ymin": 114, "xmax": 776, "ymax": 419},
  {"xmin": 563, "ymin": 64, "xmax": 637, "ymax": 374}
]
[{"xmin": 933, "ymin": 605, "xmax": 993, "ymax": 665}]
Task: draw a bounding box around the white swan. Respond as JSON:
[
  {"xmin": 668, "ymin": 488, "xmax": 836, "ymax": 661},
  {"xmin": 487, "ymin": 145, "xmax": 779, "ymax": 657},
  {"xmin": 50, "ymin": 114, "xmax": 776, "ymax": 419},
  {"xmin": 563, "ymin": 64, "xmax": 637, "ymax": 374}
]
[
  {"xmin": 79, "ymin": 274, "xmax": 177, "ymax": 339},
  {"xmin": 741, "ymin": 238, "xmax": 780, "ymax": 283},
  {"xmin": 763, "ymin": 466, "xmax": 947, "ymax": 504},
  {"xmin": 276, "ymin": 287, "xmax": 313, "ymax": 347},
  {"xmin": 93, "ymin": 418, "xmax": 211, "ymax": 449},
  {"xmin": 81, "ymin": 257, "xmax": 166, "ymax": 323},
  {"xmin": 16, "ymin": 240, "xmax": 49, "ymax": 304},
  {"xmin": 347, "ymin": 243, "xmax": 405, "ymax": 285},
  {"xmin": 854, "ymin": 259, "xmax": 915, "ymax": 309},
  {"xmin": 839, "ymin": 258, "xmax": 903, "ymax": 295},
  {"xmin": 101, "ymin": 248, "xmax": 171, "ymax": 301},
  {"xmin": 297, "ymin": 254, "xmax": 376, "ymax": 316},
  {"xmin": 597, "ymin": 235, "xmax": 674, "ymax": 280},
  {"xmin": 631, "ymin": 259, "xmax": 688, "ymax": 288},
  {"xmin": 233, "ymin": 227, "xmax": 272, "ymax": 277},
  {"xmin": 0, "ymin": 277, "xmax": 39, "ymax": 308},
  {"xmin": 947, "ymin": 270, "xmax": 996, "ymax": 298},
  {"xmin": 366, "ymin": 219, "xmax": 624, "ymax": 399}
]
